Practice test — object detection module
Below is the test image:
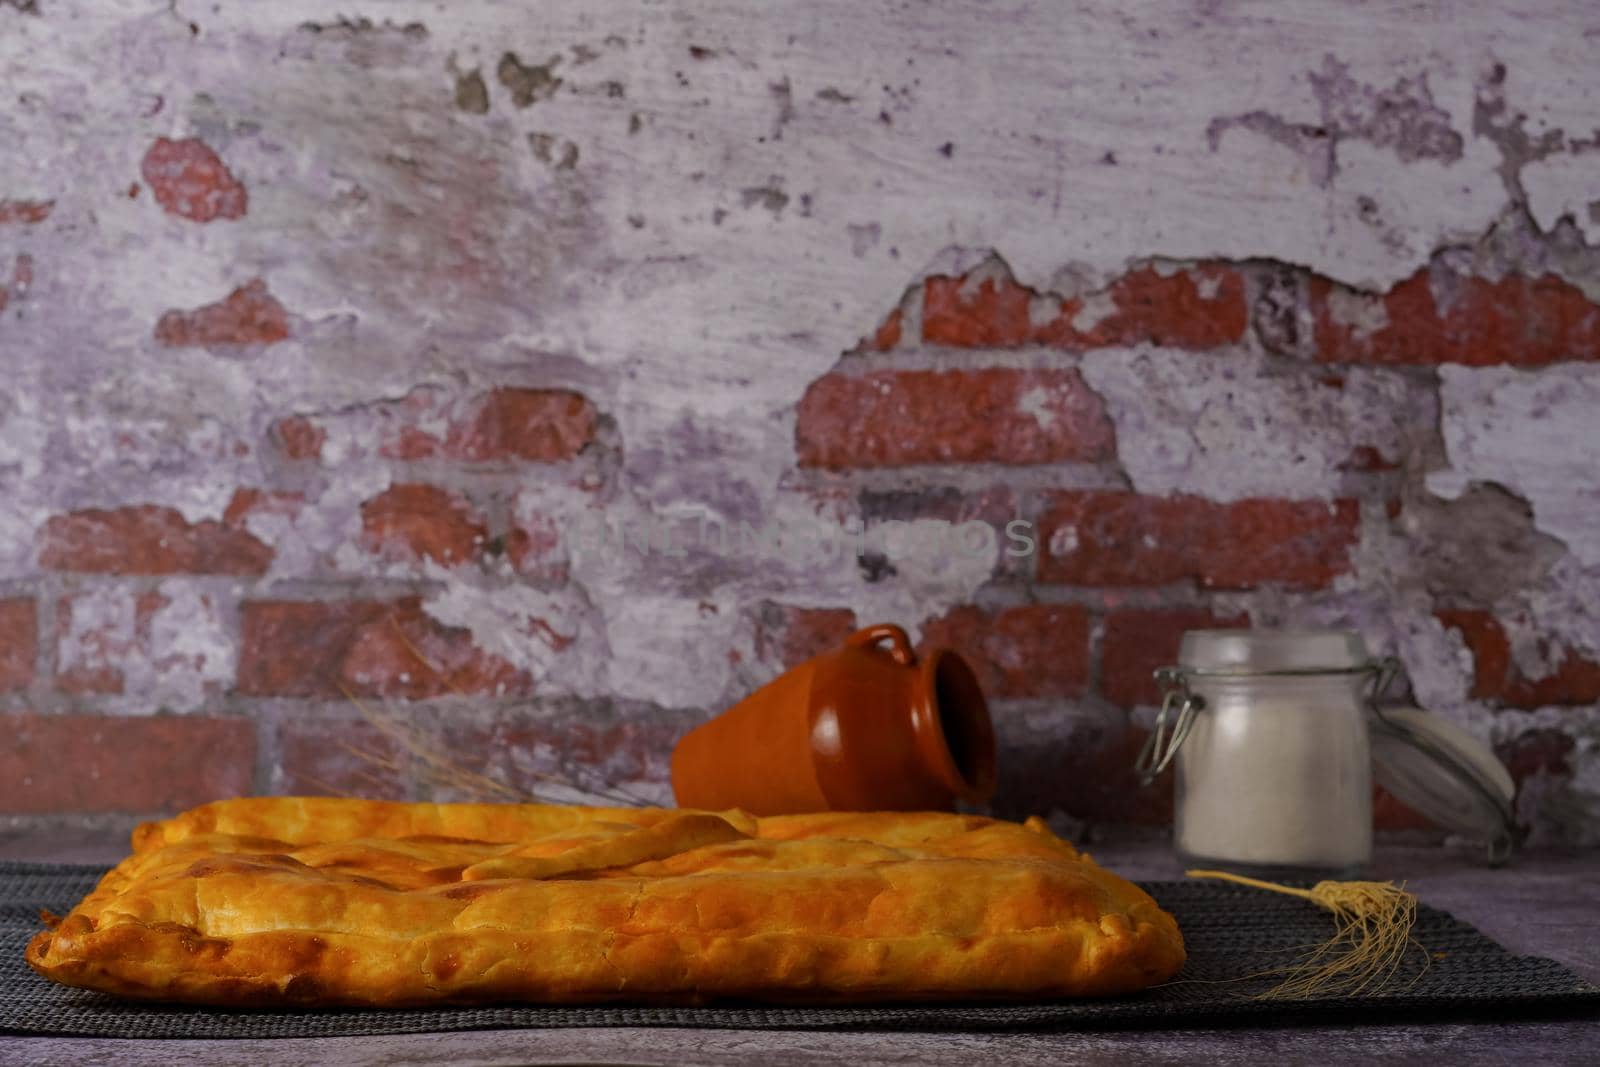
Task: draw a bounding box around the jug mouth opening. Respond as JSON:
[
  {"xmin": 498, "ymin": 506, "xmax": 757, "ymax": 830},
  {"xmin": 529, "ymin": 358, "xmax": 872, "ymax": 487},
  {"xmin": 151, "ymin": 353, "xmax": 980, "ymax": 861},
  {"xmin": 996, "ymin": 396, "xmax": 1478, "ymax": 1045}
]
[{"xmin": 919, "ymin": 650, "xmax": 997, "ymax": 802}]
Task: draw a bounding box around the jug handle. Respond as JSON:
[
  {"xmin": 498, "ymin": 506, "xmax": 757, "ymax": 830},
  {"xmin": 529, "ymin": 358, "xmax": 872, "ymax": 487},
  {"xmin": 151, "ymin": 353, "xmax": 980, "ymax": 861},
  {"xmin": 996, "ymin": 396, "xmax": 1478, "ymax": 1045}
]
[{"xmin": 846, "ymin": 624, "xmax": 916, "ymax": 666}]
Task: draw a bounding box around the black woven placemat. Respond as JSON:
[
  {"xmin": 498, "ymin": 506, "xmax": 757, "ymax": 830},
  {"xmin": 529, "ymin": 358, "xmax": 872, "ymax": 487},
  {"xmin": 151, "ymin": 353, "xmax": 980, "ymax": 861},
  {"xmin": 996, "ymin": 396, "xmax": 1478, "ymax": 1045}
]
[{"xmin": 2, "ymin": 860, "xmax": 1595, "ymax": 1037}]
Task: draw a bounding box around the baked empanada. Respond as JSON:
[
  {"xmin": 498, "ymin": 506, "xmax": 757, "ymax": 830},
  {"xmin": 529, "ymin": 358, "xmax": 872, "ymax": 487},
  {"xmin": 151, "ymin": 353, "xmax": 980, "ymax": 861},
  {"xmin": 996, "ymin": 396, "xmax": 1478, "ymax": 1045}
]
[{"xmin": 27, "ymin": 797, "xmax": 1183, "ymax": 1006}]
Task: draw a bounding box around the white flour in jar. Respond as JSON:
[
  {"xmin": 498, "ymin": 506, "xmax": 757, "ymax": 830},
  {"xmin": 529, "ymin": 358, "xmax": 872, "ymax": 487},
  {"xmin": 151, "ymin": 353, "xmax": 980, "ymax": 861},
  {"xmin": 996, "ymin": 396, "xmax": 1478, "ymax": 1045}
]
[{"xmin": 1173, "ymin": 674, "xmax": 1372, "ymax": 872}]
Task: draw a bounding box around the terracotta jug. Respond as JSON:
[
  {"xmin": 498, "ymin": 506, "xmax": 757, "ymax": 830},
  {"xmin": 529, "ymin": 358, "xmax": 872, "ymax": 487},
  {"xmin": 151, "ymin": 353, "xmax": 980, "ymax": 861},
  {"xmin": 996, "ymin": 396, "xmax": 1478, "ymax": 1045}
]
[{"xmin": 671, "ymin": 623, "xmax": 997, "ymax": 815}]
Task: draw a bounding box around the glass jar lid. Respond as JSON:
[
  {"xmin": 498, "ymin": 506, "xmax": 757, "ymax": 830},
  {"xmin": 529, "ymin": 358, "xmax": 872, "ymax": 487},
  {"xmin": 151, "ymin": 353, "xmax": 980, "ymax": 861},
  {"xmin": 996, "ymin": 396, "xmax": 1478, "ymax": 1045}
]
[
  {"xmin": 1370, "ymin": 706, "xmax": 1520, "ymax": 864},
  {"xmin": 1178, "ymin": 628, "xmax": 1368, "ymax": 673}
]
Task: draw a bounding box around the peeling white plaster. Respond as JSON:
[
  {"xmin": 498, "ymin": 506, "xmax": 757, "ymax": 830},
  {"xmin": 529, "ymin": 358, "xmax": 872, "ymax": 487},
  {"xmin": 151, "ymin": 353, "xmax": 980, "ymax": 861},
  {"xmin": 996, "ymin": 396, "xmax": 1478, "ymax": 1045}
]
[
  {"xmin": 55, "ymin": 582, "xmax": 234, "ymax": 712},
  {"xmin": 421, "ymin": 581, "xmax": 601, "ymax": 688},
  {"xmin": 55, "ymin": 587, "xmax": 135, "ymax": 690},
  {"xmin": 1524, "ymin": 152, "xmax": 1600, "ymax": 245},
  {"xmin": 1069, "ymin": 289, "xmax": 1119, "ymax": 334},
  {"xmin": 590, "ymin": 594, "xmax": 740, "ymax": 709},
  {"xmin": 1082, "ymin": 347, "xmax": 1428, "ymax": 502},
  {"xmin": 1429, "ymin": 365, "xmax": 1600, "ymax": 566},
  {"xmin": 1015, "ymin": 386, "xmax": 1058, "ymax": 430},
  {"xmin": 0, "ymin": 393, "xmax": 48, "ymax": 570},
  {"xmin": 1026, "ymin": 293, "xmax": 1062, "ymax": 331},
  {"xmin": 135, "ymin": 582, "xmax": 237, "ymax": 709},
  {"xmin": 237, "ymin": 489, "xmax": 343, "ymax": 579},
  {"xmin": 954, "ymin": 258, "xmax": 1013, "ymax": 300},
  {"xmin": 1526, "ymin": 555, "xmax": 1600, "ymax": 662},
  {"xmin": 1322, "ymin": 286, "xmax": 1391, "ymax": 339}
]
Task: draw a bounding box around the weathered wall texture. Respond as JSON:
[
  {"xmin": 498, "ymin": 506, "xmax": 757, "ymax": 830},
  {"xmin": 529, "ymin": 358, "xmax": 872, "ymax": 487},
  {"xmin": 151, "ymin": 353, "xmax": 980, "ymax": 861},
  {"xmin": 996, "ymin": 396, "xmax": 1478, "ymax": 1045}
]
[{"xmin": 2, "ymin": 1, "xmax": 1598, "ymax": 844}]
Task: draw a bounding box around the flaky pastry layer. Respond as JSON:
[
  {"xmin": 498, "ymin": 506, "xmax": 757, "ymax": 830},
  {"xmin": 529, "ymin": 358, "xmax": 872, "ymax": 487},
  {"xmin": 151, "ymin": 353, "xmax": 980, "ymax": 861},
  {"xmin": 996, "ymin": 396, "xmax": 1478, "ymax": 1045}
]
[{"xmin": 27, "ymin": 797, "xmax": 1184, "ymax": 1006}]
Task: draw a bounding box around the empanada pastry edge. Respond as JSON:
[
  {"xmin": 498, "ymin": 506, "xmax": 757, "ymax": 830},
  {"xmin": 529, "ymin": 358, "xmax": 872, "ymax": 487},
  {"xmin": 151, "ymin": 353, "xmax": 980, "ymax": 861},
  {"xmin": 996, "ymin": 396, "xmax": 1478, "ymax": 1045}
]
[{"xmin": 28, "ymin": 798, "xmax": 1184, "ymax": 1006}]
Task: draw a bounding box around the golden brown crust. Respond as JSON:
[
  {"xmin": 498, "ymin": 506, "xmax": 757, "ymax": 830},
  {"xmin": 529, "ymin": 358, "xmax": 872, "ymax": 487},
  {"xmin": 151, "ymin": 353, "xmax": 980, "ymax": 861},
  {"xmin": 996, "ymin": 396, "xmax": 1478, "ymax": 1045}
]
[{"xmin": 28, "ymin": 797, "xmax": 1183, "ymax": 1006}]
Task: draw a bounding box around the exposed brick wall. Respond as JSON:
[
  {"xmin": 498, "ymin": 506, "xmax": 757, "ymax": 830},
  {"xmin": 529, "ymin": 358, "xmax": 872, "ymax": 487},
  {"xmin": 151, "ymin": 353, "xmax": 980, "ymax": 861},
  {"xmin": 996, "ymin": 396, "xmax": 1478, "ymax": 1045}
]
[
  {"xmin": 1437, "ymin": 611, "xmax": 1600, "ymax": 708},
  {"xmin": 3, "ymin": 4, "xmax": 1598, "ymax": 848},
  {"xmin": 916, "ymin": 605, "xmax": 1090, "ymax": 700},
  {"xmin": 8, "ymin": 247, "xmax": 1593, "ymax": 832},
  {"xmin": 796, "ymin": 257, "xmax": 1599, "ymax": 835},
  {"xmin": 795, "ymin": 368, "xmax": 1114, "ymax": 469},
  {"xmin": 39, "ymin": 506, "xmax": 273, "ymax": 576},
  {"xmin": 0, "ymin": 599, "xmax": 37, "ymax": 693},
  {"xmin": 141, "ymin": 137, "xmax": 249, "ymax": 224},
  {"xmin": 0, "ymin": 714, "xmax": 255, "ymax": 815},
  {"xmin": 1032, "ymin": 491, "xmax": 1360, "ymax": 590}
]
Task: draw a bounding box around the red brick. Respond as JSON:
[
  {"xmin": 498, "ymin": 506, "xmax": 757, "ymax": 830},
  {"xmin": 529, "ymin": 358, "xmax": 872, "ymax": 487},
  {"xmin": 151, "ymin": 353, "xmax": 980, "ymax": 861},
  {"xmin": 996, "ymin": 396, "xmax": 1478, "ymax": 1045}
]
[
  {"xmin": 239, "ymin": 600, "xmax": 387, "ymax": 697},
  {"xmin": 922, "ymin": 274, "xmax": 1034, "ymax": 346},
  {"xmin": 1101, "ymin": 609, "xmax": 1249, "ymax": 708},
  {"xmin": 1496, "ymin": 729, "xmax": 1575, "ymax": 787},
  {"xmin": 0, "ymin": 598, "xmax": 36, "ymax": 693},
  {"xmin": 795, "ymin": 368, "xmax": 1114, "ymax": 469},
  {"xmin": 374, "ymin": 388, "xmax": 596, "ymax": 463},
  {"xmin": 866, "ymin": 307, "xmax": 903, "ymax": 351},
  {"xmin": 39, "ymin": 504, "xmax": 272, "ymax": 575},
  {"xmin": 293, "ymin": 388, "xmax": 598, "ymax": 465},
  {"xmin": 1060, "ymin": 725, "xmax": 1173, "ymax": 824},
  {"xmin": 1505, "ymin": 647, "xmax": 1600, "ymax": 708},
  {"xmin": 1051, "ymin": 264, "xmax": 1249, "ymax": 350},
  {"xmin": 439, "ymin": 714, "xmax": 684, "ymax": 801},
  {"xmin": 140, "ymin": 137, "xmax": 247, "ymax": 223},
  {"xmin": 754, "ymin": 605, "xmax": 858, "ymax": 668},
  {"xmin": 922, "ymin": 263, "xmax": 1247, "ymax": 350},
  {"xmin": 0, "ymin": 713, "xmax": 255, "ymax": 814},
  {"xmin": 1312, "ymin": 268, "xmax": 1600, "ymax": 366},
  {"xmin": 0, "ymin": 199, "xmax": 53, "ymax": 225},
  {"xmin": 360, "ymin": 484, "xmax": 488, "ymax": 566},
  {"xmin": 918, "ymin": 604, "xmax": 1089, "ymax": 699},
  {"xmin": 456, "ymin": 388, "xmax": 597, "ymax": 462},
  {"xmin": 273, "ymin": 416, "xmax": 326, "ymax": 460},
  {"xmin": 1037, "ymin": 491, "xmax": 1358, "ymax": 590},
  {"xmin": 277, "ymin": 719, "xmax": 410, "ymax": 800},
  {"xmin": 154, "ymin": 279, "xmax": 289, "ymax": 347},
  {"xmin": 1373, "ymin": 785, "xmax": 1436, "ymax": 832},
  {"xmin": 1437, "ymin": 610, "xmax": 1512, "ymax": 701},
  {"xmin": 54, "ymin": 646, "xmax": 124, "ymax": 695},
  {"xmin": 1438, "ymin": 610, "xmax": 1600, "ymax": 707},
  {"xmin": 0, "ymin": 253, "xmax": 32, "ymax": 314},
  {"xmin": 549, "ymin": 719, "xmax": 678, "ymax": 786},
  {"xmin": 341, "ymin": 607, "xmax": 533, "ymax": 701},
  {"xmin": 238, "ymin": 599, "xmax": 533, "ymax": 700},
  {"xmin": 997, "ymin": 718, "xmax": 1172, "ymax": 824}
]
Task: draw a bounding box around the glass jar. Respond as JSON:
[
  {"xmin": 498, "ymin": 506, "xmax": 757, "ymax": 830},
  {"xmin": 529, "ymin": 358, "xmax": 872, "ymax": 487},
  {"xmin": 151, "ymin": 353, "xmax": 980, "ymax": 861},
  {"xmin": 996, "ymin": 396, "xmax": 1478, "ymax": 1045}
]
[{"xmin": 1140, "ymin": 629, "xmax": 1377, "ymax": 877}]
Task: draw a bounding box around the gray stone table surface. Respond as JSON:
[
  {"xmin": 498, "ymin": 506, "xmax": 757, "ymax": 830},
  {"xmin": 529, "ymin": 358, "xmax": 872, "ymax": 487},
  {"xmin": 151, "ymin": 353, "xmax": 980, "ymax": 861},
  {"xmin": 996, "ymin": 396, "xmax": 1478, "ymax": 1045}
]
[{"xmin": 1, "ymin": 827, "xmax": 1597, "ymax": 1066}]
